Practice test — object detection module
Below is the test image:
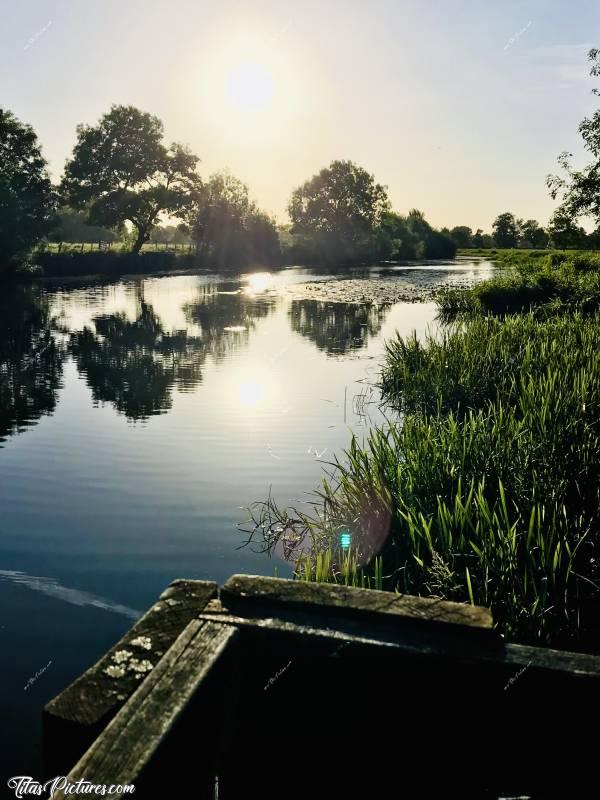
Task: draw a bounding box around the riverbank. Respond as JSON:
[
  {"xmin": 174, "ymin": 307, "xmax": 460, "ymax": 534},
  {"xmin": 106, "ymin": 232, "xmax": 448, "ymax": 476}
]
[
  {"xmin": 249, "ymin": 250, "xmax": 600, "ymax": 652},
  {"xmin": 2, "ymin": 248, "xmax": 479, "ymax": 284}
]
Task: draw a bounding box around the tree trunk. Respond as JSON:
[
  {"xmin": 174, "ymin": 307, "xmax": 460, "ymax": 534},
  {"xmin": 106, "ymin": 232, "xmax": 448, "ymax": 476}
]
[
  {"xmin": 131, "ymin": 227, "xmax": 147, "ymax": 255},
  {"xmin": 131, "ymin": 206, "xmax": 161, "ymax": 255}
]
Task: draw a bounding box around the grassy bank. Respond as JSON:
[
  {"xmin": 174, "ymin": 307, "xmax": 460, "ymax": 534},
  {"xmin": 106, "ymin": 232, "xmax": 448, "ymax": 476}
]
[
  {"xmin": 248, "ymin": 253, "xmax": 600, "ymax": 650},
  {"xmin": 441, "ymin": 251, "xmax": 600, "ymax": 318},
  {"xmin": 20, "ymin": 250, "xmax": 200, "ymax": 278},
  {"xmin": 458, "ymin": 247, "xmax": 598, "ymax": 263}
]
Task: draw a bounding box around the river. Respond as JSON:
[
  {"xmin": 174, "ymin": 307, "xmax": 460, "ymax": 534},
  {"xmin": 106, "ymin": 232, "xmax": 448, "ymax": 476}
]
[{"xmin": 0, "ymin": 256, "xmax": 493, "ymax": 774}]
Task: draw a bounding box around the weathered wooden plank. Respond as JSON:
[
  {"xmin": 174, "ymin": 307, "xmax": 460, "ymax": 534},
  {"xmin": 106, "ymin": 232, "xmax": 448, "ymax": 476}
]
[
  {"xmin": 53, "ymin": 619, "xmax": 238, "ymax": 799},
  {"xmin": 221, "ymin": 574, "xmax": 493, "ymax": 631},
  {"xmin": 504, "ymin": 641, "xmax": 600, "ymax": 678},
  {"xmin": 198, "ymin": 610, "xmax": 600, "ymax": 679},
  {"xmin": 44, "ymin": 579, "xmax": 217, "ymax": 776}
]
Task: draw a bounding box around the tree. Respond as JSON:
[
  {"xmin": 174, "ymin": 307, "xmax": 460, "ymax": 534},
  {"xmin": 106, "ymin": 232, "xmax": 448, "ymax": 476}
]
[
  {"xmin": 288, "ymin": 160, "xmax": 389, "ymax": 262},
  {"xmin": 190, "ymin": 172, "xmax": 280, "ymax": 268},
  {"xmin": 377, "ymin": 212, "xmax": 421, "ymax": 259},
  {"xmin": 61, "ymin": 105, "xmax": 202, "ymax": 254},
  {"xmin": 472, "ymin": 229, "xmax": 485, "ymax": 248},
  {"xmin": 375, "ymin": 210, "xmax": 455, "ymax": 260},
  {"xmin": 547, "ymin": 208, "xmax": 588, "ymax": 249},
  {"xmin": 0, "ymin": 109, "xmax": 57, "ymax": 268},
  {"xmin": 449, "ymin": 226, "xmax": 473, "ymax": 248},
  {"xmin": 518, "ymin": 219, "xmax": 549, "ymax": 249},
  {"xmin": 245, "ymin": 210, "xmax": 281, "ymax": 265},
  {"xmin": 547, "ymin": 49, "xmax": 600, "ymax": 235},
  {"xmin": 492, "ymin": 212, "xmax": 520, "ymax": 248}
]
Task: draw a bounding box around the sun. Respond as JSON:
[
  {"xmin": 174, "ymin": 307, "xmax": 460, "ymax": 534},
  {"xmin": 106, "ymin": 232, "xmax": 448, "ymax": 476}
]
[
  {"xmin": 238, "ymin": 378, "xmax": 264, "ymax": 408},
  {"xmin": 226, "ymin": 60, "xmax": 275, "ymax": 113}
]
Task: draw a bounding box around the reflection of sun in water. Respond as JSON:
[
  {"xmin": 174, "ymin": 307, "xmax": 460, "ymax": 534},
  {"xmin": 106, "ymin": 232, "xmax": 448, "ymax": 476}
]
[
  {"xmin": 244, "ymin": 272, "xmax": 273, "ymax": 295},
  {"xmin": 227, "ymin": 61, "xmax": 274, "ymax": 113},
  {"xmin": 239, "ymin": 379, "xmax": 263, "ymax": 408}
]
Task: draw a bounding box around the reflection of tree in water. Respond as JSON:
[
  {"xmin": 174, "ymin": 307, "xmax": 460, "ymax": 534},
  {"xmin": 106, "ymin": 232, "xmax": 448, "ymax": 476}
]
[
  {"xmin": 70, "ymin": 300, "xmax": 206, "ymax": 420},
  {"xmin": 0, "ymin": 286, "xmax": 64, "ymax": 444},
  {"xmin": 183, "ymin": 283, "xmax": 275, "ymax": 363},
  {"xmin": 289, "ymin": 300, "xmax": 389, "ymax": 355}
]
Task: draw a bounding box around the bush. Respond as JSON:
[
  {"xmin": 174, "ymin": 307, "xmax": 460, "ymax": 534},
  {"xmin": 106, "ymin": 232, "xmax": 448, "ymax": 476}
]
[{"xmin": 33, "ymin": 250, "xmax": 197, "ymax": 277}]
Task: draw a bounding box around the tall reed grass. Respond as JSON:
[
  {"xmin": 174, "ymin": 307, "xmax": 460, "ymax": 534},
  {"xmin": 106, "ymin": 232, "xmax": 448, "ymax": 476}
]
[{"xmin": 247, "ymin": 308, "xmax": 600, "ymax": 648}]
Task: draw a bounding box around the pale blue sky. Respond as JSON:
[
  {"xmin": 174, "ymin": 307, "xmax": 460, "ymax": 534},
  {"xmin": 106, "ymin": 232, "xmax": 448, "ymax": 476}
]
[{"xmin": 2, "ymin": 0, "xmax": 599, "ymax": 229}]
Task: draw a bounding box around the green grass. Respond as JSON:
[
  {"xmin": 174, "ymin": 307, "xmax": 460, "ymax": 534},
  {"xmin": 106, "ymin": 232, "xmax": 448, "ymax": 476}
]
[
  {"xmin": 247, "ymin": 309, "xmax": 600, "ymax": 649},
  {"xmin": 36, "ymin": 241, "xmax": 193, "ymax": 254},
  {"xmin": 295, "ymin": 548, "xmax": 384, "ymax": 590},
  {"xmin": 457, "ymin": 247, "xmax": 595, "ymax": 261},
  {"xmin": 439, "ymin": 251, "xmax": 600, "ymax": 318}
]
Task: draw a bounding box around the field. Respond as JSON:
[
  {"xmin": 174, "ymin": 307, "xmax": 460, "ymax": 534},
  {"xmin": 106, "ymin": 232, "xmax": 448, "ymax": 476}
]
[{"xmin": 35, "ymin": 241, "xmax": 194, "ymax": 254}]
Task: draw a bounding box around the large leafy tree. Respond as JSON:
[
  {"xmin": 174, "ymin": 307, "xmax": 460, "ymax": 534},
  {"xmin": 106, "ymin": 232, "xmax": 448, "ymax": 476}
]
[
  {"xmin": 61, "ymin": 105, "xmax": 202, "ymax": 254},
  {"xmin": 0, "ymin": 109, "xmax": 57, "ymax": 269},
  {"xmin": 449, "ymin": 226, "xmax": 473, "ymax": 248},
  {"xmin": 547, "ymin": 208, "xmax": 588, "ymax": 249},
  {"xmin": 288, "ymin": 160, "xmax": 389, "ymax": 261},
  {"xmin": 518, "ymin": 219, "xmax": 548, "ymax": 249},
  {"xmin": 492, "ymin": 212, "xmax": 520, "ymax": 248},
  {"xmin": 190, "ymin": 172, "xmax": 280, "ymax": 267}
]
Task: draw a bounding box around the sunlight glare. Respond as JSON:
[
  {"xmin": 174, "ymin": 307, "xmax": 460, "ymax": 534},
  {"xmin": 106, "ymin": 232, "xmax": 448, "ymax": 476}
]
[
  {"xmin": 244, "ymin": 272, "xmax": 273, "ymax": 295},
  {"xmin": 239, "ymin": 379, "xmax": 264, "ymax": 408},
  {"xmin": 227, "ymin": 61, "xmax": 274, "ymax": 113}
]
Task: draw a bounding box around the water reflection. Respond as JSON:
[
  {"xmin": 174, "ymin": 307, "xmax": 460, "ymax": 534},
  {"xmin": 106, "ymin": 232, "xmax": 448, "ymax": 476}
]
[
  {"xmin": 0, "ymin": 286, "xmax": 64, "ymax": 444},
  {"xmin": 183, "ymin": 282, "xmax": 275, "ymax": 363},
  {"xmin": 69, "ymin": 298, "xmax": 205, "ymax": 420},
  {"xmin": 0, "ymin": 274, "xmax": 398, "ymax": 437},
  {"xmin": 289, "ymin": 300, "xmax": 390, "ymax": 355}
]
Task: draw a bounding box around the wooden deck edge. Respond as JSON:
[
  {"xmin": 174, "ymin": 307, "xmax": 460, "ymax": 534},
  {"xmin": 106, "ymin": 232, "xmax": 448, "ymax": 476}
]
[
  {"xmin": 43, "ymin": 579, "xmax": 217, "ymax": 777},
  {"xmin": 197, "ymin": 610, "xmax": 600, "ymax": 679},
  {"xmin": 53, "ymin": 619, "xmax": 238, "ymax": 798},
  {"xmin": 221, "ymin": 574, "xmax": 494, "ymax": 633}
]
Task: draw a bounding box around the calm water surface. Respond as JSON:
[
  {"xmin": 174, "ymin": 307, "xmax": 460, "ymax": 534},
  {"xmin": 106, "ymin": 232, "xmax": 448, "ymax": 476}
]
[{"xmin": 0, "ymin": 258, "xmax": 493, "ymax": 773}]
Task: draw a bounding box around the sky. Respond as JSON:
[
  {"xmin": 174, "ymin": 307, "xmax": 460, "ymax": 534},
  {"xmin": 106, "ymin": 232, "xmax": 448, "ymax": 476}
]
[{"xmin": 1, "ymin": 0, "xmax": 600, "ymax": 230}]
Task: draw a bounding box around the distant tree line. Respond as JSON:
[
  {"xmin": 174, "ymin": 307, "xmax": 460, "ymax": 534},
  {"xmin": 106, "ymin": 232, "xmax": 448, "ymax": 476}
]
[
  {"xmin": 4, "ymin": 47, "xmax": 600, "ymax": 274},
  {"xmin": 442, "ymin": 210, "xmax": 600, "ymax": 251}
]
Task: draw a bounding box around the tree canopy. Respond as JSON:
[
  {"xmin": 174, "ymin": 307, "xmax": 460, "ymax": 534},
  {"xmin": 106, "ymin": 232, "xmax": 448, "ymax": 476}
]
[
  {"xmin": 61, "ymin": 105, "xmax": 202, "ymax": 253},
  {"xmin": 288, "ymin": 160, "xmax": 389, "ymax": 262},
  {"xmin": 492, "ymin": 212, "xmax": 520, "ymax": 248},
  {"xmin": 0, "ymin": 109, "xmax": 57, "ymax": 269},
  {"xmin": 449, "ymin": 226, "xmax": 473, "ymax": 248},
  {"xmin": 190, "ymin": 172, "xmax": 280, "ymax": 267},
  {"xmin": 377, "ymin": 209, "xmax": 456, "ymax": 260}
]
